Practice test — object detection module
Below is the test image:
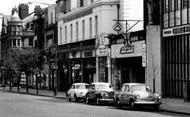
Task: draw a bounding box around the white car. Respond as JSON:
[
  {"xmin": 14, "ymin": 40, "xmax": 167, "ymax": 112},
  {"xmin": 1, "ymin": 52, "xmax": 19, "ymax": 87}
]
[{"xmin": 67, "ymin": 83, "xmax": 89, "ymax": 102}]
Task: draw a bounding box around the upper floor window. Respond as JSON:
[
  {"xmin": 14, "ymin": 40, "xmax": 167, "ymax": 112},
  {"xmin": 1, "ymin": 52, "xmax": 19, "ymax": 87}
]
[
  {"xmin": 60, "ymin": 27, "xmax": 62, "ymax": 42},
  {"xmin": 82, "ymin": 20, "xmax": 85, "ymax": 39},
  {"xmin": 70, "ymin": 24, "xmax": 73, "ymax": 42},
  {"xmin": 182, "ymin": 0, "xmax": 188, "ymax": 8},
  {"xmin": 29, "ymin": 38, "xmax": 33, "ymax": 46},
  {"xmin": 76, "ymin": 22, "xmax": 79, "ymax": 41},
  {"xmin": 65, "ymin": 26, "xmax": 67, "ymax": 43},
  {"xmin": 164, "ymin": 0, "xmax": 169, "ymax": 13},
  {"xmin": 95, "ymin": 15, "xmax": 98, "ymax": 35},
  {"xmin": 13, "ymin": 39, "xmax": 16, "ymax": 46},
  {"xmin": 80, "ymin": 0, "xmax": 84, "ymax": 7},
  {"xmin": 51, "ymin": 12, "xmax": 53, "ymax": 24},
  {"xmin": 89, "ymin": 18, "xmax": 92, "ymax": 38}
]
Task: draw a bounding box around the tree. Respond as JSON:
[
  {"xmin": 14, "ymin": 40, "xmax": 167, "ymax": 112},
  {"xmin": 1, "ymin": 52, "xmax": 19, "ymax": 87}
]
[{"xmin": 3, "ymin": 47, "xmax": 44, "ymax": 92}]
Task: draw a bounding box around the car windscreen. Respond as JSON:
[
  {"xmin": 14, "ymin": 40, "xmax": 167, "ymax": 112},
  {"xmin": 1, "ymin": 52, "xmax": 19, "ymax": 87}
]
[
  {"xmin": 131, "ymin": 85, "xmax": 152, "ymax": 92},
  {"xmin": 95, "ymin": 84, "xmax": 109, "ymax": 90},
  {"xmin": 75, "ymin": 84, "xmax": 89, "ymax": 89}
]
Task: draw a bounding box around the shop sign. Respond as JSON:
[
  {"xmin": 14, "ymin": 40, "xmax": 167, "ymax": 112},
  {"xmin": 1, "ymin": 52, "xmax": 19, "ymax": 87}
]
[
  {"xmin": 120, "ymin": 43, "xmax": 134, "ymax": 54},
  {"xmin": 97, "ymin": 45, "xmax": 108, "ymax": 56},
  {"xmin": 163, "ymin": 24, "xmax": 190, "ymax": 37},
  {"xmin": 111, "ymin": 40, "xmax": 145, "ymax": 58}
]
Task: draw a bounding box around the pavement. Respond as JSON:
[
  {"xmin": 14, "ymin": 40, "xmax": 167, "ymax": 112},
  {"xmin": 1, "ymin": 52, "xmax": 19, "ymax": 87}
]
[{"xmin": 0, "ymin": 86, "xmax": 190, "ymax": 115}]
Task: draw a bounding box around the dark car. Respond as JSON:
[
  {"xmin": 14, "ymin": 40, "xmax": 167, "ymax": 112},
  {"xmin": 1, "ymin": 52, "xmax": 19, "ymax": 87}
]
[
  {"xmin": 85, "ymin": 82, "xmax": 114, "ymax": 105},
  {"xmin": 114, "ymin": 83, "xmax": 162, "ymax": 110}
]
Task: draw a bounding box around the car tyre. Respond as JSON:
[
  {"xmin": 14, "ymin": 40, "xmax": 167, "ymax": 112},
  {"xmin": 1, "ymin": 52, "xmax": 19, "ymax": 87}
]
[
  {"xmin": 96, "ymin": 98, "xmax": 101, "ymax": 105},
  {"xmin": 116, "ymin": 99, "xmax": 121, "ymax": 108},
  {"xmin": 86, "ymin": 96, "xmax": 90, "ymax": 104},
  {"xmin": 68, "ymin": 94, "xmax": 71, "ymax": 102},
  {"xmin": 74, "ymin": 94, "xmax": 78, "ymax": 102},
  {"xmin": 130, "ymin": 100, "xmax": 135, "ymax": 110},
  {"xmin": 154, "ymin": 105, "xmax": 159, "ymax": 111}
]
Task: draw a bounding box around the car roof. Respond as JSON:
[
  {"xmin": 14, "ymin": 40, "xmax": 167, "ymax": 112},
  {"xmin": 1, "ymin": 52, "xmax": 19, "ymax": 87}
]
[
  {"xmin": 91, "ymin": 82, "xmax": 111, "ymax": 85},
  {"xmin": 72, "ymin": 83, "xmax": 89, "ymax": 85},
  {"xmin": 122, "ymin": 83, "xmax": 147, "ymax": 86}
]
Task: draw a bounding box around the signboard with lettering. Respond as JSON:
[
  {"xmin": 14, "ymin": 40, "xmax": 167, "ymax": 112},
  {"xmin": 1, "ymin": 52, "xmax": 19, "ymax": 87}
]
[
  {"xmin": 111, "ymin": 40, "xmax": 145, "ymax": 58},
  {"xmin": 163, "ymin": 24, "xmax": 190, "ymax": 37},
  {"xmin": 96, "ymin": 34, "xmax": 109, "ymax": 57}
]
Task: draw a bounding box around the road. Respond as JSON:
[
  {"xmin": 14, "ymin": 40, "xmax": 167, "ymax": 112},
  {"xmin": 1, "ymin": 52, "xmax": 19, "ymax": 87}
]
[{"xmin": 0, "ymin": 91, "xmax": 188, "ymax": 117}]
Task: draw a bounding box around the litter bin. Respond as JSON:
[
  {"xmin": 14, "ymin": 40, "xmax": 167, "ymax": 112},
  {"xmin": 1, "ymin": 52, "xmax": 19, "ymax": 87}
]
[{"xmin": 183, "ymin": 80, "xmax": 190, "ymax": 102}]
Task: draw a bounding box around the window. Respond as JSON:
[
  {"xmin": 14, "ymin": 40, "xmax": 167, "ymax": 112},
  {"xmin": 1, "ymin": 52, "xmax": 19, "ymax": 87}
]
[
  {"xmin": 13, "ymin": 39, "xmax": 16, "ymax": 46},
  {"xmin": 18, "ymin": 39, "xmax": 20, "ymax": 46},
  {"xmin": 80, "ymin": 0, "xmax": 84, "ymax": 7},
  {"xmin": 182, "ymin": 0, "xmax": 188, "ymax": 8},
  {"xmin": 76, "ymin": 22, "xmax": 79, "ymax": 41},
  {"xmin": 164, "ymin": 0, "xmax": 169, "ymax": 13},
  {"xmin": 95, "ymin": 16, "xmax": 98, "ymax": 35},
  {"xmin": 65, "ymin": 26, "xmax": 67, "ymax": 43},
  {"xmin": 125, "ymin": 85, "xmax": 130, "ymax": 92},
  {"xmin": 177, "ymin": 0, "xmax": 181, "ymax": 10},
  {"xmin": 89, "ymin": 18, "xmax": 92, "ymax": 38},
  {"xmin": 29, "ymin": 38, "xmax": 33, "ymax": 46},
  {"xmin": 60, "ymin": 27, "xmax": 62, "ymax": 42},
  {"xmin": 70, "ymin": 24, "xmax": 73, "ymax": 42},
  {"xmin": 51, "ymin": 12, "xmax": 53, "ymax": 24},
  {"xmin": 82, "ymin": 20, "xmax": 85, "ymax": 39}
]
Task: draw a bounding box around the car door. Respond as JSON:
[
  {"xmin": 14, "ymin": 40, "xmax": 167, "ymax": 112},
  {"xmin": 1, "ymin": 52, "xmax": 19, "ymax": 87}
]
[{"xmin": 120, "ymin": 85, "xmax": 130, "ymax": 104}]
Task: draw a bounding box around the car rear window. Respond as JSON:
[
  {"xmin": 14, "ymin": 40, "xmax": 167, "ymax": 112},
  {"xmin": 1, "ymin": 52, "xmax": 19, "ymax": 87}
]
[{"xmin": 76, "ymin": 84, "xmax": 89, "ymax": 89}]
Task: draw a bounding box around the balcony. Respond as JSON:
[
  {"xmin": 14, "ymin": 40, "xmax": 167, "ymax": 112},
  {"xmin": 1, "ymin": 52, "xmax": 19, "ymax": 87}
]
[{"xmin": 22, "ymin": 31, "xmax": 35, "ymax": 37}]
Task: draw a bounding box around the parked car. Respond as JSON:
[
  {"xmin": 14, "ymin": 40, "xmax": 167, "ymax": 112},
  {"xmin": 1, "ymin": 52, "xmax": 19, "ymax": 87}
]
[
  {"xmin": 114, "ymin": 83, "xmax": 162, "ymax": 110},
  {"xmin": 67, "ymin": 83, "xmax": 89, "ymax": 102},
  {"xmin": 85, "ymin": 82, "xmax": 114, "ymax": 105}
]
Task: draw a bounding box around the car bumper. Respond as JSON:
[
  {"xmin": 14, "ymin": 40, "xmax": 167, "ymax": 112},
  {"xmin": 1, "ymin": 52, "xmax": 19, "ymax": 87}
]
[
  {"xmin": 134, "ymin": 100, "xmax": 162, "ymax": 105},
  {"xmin": 99, "ymin": 98, "xmax": 114, "ymax": 102}
]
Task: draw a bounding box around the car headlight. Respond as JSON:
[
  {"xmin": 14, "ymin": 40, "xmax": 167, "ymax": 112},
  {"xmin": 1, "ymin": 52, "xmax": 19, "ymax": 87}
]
[{"xmin": 136, "ymin": 95, "xmax": 141, "ymax": 99}]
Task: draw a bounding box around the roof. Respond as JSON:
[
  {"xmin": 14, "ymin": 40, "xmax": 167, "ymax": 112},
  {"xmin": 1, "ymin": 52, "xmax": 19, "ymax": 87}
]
[
  {"xmin": 122, "ymin": 83, "xmax": 147, "ymax": 86},
  {"xmin": 22, "ymin": 12, "xmax": 36, "ymax": 23},
  {"xmin": 10, "ymin": 12, "xmax": 21, "ymax": 22},
  {"xmin": 72, "ymin": 83, "xmax": 89, "ymax": 85},
  {"xmin": 91, "ymin": 82, "xmax": 111, "ymax": 85}
]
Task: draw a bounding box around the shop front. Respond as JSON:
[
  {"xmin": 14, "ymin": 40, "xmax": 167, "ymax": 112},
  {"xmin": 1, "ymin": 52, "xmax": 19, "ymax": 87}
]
[{"xmin": 111, "ymin": 40, "xmax": 146, "ymax": 89}]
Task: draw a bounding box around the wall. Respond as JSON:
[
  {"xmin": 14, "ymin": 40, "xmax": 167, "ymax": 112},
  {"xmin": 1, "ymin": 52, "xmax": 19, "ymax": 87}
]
[
  {"xmin": 57, "ymin": 3, "xmax": 118, "ymax": 45},
  {"xmin": 146, "ymin": 25, "xmax": 161, "ymax": 95}
]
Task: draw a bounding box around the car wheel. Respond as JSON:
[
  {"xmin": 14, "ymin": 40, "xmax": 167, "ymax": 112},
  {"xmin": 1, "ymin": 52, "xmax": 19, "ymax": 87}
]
[
  {"xmin": 154, "ymin": 105, "xmax": 159, "ymax": 111},
  {"xmin": 86, "ymin": 96, "xmax": 90, "ymax": 104},
  {"xmin": 68, "ymin": 94, "xmax": 71, "ymax": 102},
  {"xmin": 74, "ymin": 94, "xmax": 78, "ymax": 102},
  {"xmin": 116, "ymin": 99, "xmax": 121, "ymax": 108},
  {"xmin": 130, "ymin": 100, "xmax": 135, "ymax": 110},
  {"xmin": 96, "ymin": 98, "xmax": 101, "ymax": 105}
]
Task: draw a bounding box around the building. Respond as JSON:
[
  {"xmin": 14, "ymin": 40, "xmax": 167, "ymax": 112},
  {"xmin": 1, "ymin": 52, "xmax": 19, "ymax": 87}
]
[
  {"xmin": 18, "ymin": 4, "xmax": 29, "ymax": 20},
  {"xmin": 162, "ymin": 0, "xmax": 190, "ymax": 98},
  {"xmin": 44, "ymin": 4, "xmax": 57, "ymax": 90},
  {"xmin": 56, "ymin": 0, "xmax": 119, "ymax": 91}
]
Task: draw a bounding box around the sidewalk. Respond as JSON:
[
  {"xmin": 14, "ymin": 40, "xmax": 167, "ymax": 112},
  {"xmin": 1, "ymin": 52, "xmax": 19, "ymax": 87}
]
[
  {"xmin": 0, "ymin": 86, "xmax": 67, "ymax": 99},
  {"xmin": 0, "ymin": 86, "xmax": 190, "ymax": 115}
]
